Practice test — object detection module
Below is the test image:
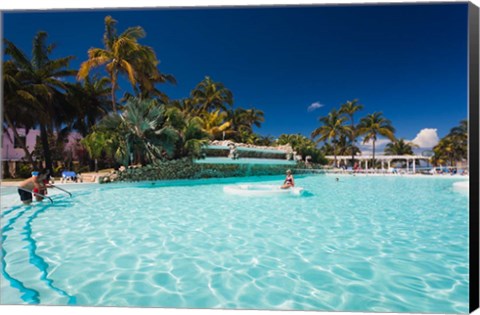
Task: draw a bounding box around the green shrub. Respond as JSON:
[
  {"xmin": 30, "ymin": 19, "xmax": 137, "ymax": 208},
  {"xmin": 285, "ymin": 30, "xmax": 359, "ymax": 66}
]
[
  {"xmin": 17, "ymin": 164, "xmax": 33, "ymax": 178},
  {"xmin": 106, "ymin": 159, "xmax": 295, "ymax": 184}
]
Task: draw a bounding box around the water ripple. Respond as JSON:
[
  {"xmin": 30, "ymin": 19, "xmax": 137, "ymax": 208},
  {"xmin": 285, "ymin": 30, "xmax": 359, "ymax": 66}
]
[
  {"xmin": 1, "ymin": 206, "xmax": 40, "ymax": 303},
  {"xmin": 1, "ymin": 176, "xmax": 470, "ymax": 312}
]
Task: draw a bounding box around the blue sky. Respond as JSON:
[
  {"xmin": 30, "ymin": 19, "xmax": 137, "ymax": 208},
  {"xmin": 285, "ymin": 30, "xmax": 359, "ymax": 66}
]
[{"xmin": 2, "ymin": 3, "xmax": 469, "ymax": 150}]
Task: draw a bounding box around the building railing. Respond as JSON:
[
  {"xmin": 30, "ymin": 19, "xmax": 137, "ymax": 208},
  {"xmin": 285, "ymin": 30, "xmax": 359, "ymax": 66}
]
[{"xmin": 294, "ymin": 166, "xmax": 469, "ymax": 176}]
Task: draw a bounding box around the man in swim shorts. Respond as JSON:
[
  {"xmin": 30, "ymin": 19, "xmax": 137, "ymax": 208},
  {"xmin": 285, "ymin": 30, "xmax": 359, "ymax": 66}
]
[{"xmin": 18, "ymin": 169, "xmax": 50, "ymax": 204}]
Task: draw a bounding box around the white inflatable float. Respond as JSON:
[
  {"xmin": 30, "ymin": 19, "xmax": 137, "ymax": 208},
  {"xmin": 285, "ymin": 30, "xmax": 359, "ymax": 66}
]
[
  {"xmin": 453, "ymin": 181, "xmax": 469, "ymax": 193},
  {"xmin": 223, "ymin": 184, "xmax": 304, "ymax": 196}
]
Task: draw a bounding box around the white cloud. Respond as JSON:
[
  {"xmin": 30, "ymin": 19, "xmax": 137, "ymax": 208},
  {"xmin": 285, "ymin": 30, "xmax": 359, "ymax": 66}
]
[
  {"xmin": 410, "ymin": 128, "xmax": 439, "ymax": 148},
  {"xmin": 307, "ymin": 102, "xmax": 324, "ymax": 112}
]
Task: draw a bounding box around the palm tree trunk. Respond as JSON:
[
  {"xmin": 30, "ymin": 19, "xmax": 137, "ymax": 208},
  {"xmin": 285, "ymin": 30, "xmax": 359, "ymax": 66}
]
[
  {"xmin": 39, "ymin": 124, "xmax": 53, "ymax": 173},
  {"xmin": 350, "ymin": 116, "xmax": 355, "ymax": 166},
  {"xmin": 111, "ymin": 72, "xmax": 117, "ymax": 113},
  {"xmin": 4, "ymin": 114, "xmax": 36, "ymax": 167},
  {"xmin": 372, "ymin": 140, "xmax": 376, "ymax": 169},
  {"xmin": 333, "ymin": 140, "xmax": 337, "ymax": 168}
]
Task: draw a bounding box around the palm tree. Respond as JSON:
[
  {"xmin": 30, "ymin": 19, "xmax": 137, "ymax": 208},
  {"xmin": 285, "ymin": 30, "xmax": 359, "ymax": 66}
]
[
  {"xmin": 384, "ymin": 138, "xmax": 418, "ymax": 155},
  {"xmin": 135, "ymin": 67, "xmax": 176, "ymax": 102},
  {"xmin": 311, "ymin": 109, "xmax": 348, "ymax": 167},
  {"xmin": 241, "ymin": 108, "xmax": 265, "ymax": 132},
  {"xmin": 80, "ymin": 131, "xmax": 113, "ymax": 172},
  {"xmin": 181, "ymin": 117, "xmax": 211, "ymax": 159},
  {"xmin": 335, "ymin": 134, "xmax": 361, "ymax": 157},
  {"xmin": 200, "ymin": 110, "xmax": 233, "ymax": 140},
  {"xmin": 357, "ymin": 112, "xmax": 396, "ymax": 168},
  {"xmin": 226, "ymin": 107, "xmax": 265, "ymax": 142},
  {"xmin": 255, "ymin": 135, "xmax": 275, "ymax": 146},
  {"xmin": 226, "ymin": 107, "xmax": 246, "ymax": 141},
  {"xmin": 277, "ymin": 133, "xmax": 326, "ymax": 164},
  {"xmin": 67, "ymin": 75, "xmax": 111, "ymax": 137},
  {"xmin": 3, "ymin": 60, "xmax": 37, "ymax": 166},
  {"xmin": 164, "ymin": 107, "xmax": 210, "ymax": 159},
  {"xmin": 78, "ymin": 16, "xmax": 159, "ymax": 113},
  {"xmin": 432, "ymin": 137, "xmax": 458, "ymax": 166},
  {"xmin": 431, "ymin": 120, "xmax": 468, "ymax": 167},
  {"xmin": 97, "ymin": 97, "xmax": 179, "ymax": 165},
  {"xmin": 339, "ymin": 99, "xmax": 363, "ymax": 166},
  {"xmin": 448, "ymin": 119, "xmax": 468, "ymax": 163},
  {"xmin": 191, "ymin": 76, "xmax": 233, "ymax": 113},
  {"xmin": 449, "ymin": 119, "xmax": 468, "ymax": 137},
  {"xmin": 4, "ymin": 32, "xmax": 76, "ymax": 173}
]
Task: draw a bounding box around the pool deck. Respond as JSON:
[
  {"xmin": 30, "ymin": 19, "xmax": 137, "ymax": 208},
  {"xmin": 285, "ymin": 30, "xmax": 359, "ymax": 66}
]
[{"xmin": 1, "ymin": 172, "xmax": 104, "ymax": 187}]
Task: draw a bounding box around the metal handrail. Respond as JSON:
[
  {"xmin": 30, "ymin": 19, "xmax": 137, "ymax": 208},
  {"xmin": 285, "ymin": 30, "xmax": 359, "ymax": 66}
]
[
  {"xmin": 50, "ymin": 185, "xmax": 72, "ymax": 197},
  {"xmin": 17, "ymin": 187, "xmax": 53, "ymax": 204}
]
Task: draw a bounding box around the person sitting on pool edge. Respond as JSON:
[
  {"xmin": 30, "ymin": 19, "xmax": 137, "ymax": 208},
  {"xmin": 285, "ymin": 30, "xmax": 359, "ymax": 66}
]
[
  {"xmin": 281, "ymin": 169, "xmax": 295, "ymax": 189},
  {"xmin": 18, "ymin": 169, "xmax": 51, "ymax": 205}
]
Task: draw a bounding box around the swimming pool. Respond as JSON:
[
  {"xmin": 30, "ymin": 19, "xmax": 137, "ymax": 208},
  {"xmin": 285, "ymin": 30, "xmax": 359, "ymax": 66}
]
[{"xmin": 0, "ymin": 175, "xmax": 469, "ymax": 313}]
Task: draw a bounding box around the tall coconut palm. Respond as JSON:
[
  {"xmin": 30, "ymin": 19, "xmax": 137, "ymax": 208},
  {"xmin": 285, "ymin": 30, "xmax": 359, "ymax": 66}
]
[
  {"xmin": 3, "ymin": 60, "xmax": 37, "ymax": 166},
  {"xmin": 226, "ymin": 107, "xmax": 246, "ymax": 141},
  {"xmin": 135, "ymin": 66, "xmax": 176, "ymax": 102},
  {"xmin": 67, "ymin": 75, "xmax": 111, "ymax": 137},
  {"xmin": 449, "ymin": 119, "xmax": 468, "ymax": 137},
  {"xmin": 357, "ymin": 112, "xmax": 396, "ymax": 168},
  {"xmin": 335, "ymin": 134, "xmax": 361, "ymax": 157},
  {"xmin": 241, "ymin": 108, "xmax": 265, "ymax": 132},
  {"xmin": 339, "ymin": 99, "xmax": 363, "ymax": 166},
  {"xmin": 448, "ymin": 119, "xmax": 468, "ymax": 162},
  {"xmin": 431, "ymin": 120, "xmax": 468, "ymax": 167},
  {"xmin": 4, "ymin": 32, "xmax": 76, "ymax": 173},
  {"xmin": 384, "ymin": 138, "xmax": 418, "ymax": 155},
  {"xmin": 191, "ymin": 76, "xmax": 233, "ymax": 113},
  {"xmin": 226, "ymin": 107, "xmax": 264, "ymax": 142},
  {"xmin": 78, "ymin": 16, "xmax": 159, "ymax": 113},
  {"xmin": 311, "ymin": 109, "xmax": 348, "ymax": 167}
]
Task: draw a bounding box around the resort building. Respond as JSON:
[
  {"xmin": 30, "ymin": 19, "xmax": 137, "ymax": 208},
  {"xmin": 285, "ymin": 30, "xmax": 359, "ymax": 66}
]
[
  {"xmin": 325, "ymin": 154, "xmax": 432, "ymax": 173},
  {"xmin": 1, "ymin": 128, "xmax": 83, "ymax": 176}
]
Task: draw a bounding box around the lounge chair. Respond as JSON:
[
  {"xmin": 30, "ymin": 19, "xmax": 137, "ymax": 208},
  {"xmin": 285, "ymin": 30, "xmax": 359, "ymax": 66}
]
[{"xmin": 61, "ymin": 171, "xmax": 78, "ymax": 183}]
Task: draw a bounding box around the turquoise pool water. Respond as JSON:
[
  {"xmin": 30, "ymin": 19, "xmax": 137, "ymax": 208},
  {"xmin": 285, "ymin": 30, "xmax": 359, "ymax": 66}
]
[{"xmin": 0, "ymin": 175, "xmax": 469, "ymax": 313}]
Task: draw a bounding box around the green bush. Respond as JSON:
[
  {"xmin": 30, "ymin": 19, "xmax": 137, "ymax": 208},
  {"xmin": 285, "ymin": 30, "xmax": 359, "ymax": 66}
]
[
  {"xmin": 17, "ymin": 164, "xmax": 33, "ymax": 178},
  {"xmin": 107, "ymin": 159, "xmax": 295, "ymax": 183}
]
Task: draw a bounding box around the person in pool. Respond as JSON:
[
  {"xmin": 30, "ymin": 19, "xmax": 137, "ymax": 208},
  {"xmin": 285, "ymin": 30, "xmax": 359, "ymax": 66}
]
[
  {"xmin": 281, "ymin": 169, "xmax": 295, "ymax": 189},
  {"xmin": 18, "ymin": 169, "xmax": 51, "ymax": 204}
]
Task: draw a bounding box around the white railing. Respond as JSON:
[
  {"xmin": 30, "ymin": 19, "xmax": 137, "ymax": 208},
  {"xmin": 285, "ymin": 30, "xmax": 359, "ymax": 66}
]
[{"xmin": 293, "ymin": 166, "xmax": 469, "ymax": 176}]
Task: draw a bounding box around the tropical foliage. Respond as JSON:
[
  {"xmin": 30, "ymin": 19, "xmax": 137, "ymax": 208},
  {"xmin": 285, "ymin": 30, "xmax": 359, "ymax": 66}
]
[
  {"xmin": 276, "ymin": 134, "xmax": 326, "ymax": 163},
  {"xmin": 339, "ymin": 99, "xmax": 363, "ymax": 165},
  {"xmin": 311, "ymin": 109, "xmax": 348, "ymax": 166},
  {"xmin": 3, "ymin": 16, "xmax": 467, "ymax": 177},
  {"xmin": 3, "ymin": 17, "xmax": 272, "ymax": 176},
  {"xmin": 4, "ymin": 31, "xmax": 76, "ymax": 173},
  {"xmin": 432, "ymin": 120, "xmax": 468, "ymax": 166},
  {"xmin": 77, "ymin": 16, "xmax": 171, "ymax": 112},
  {"xmin": 384, "ymin": 138, "xmax": 418, "ymax": 155},
  {"xmin": 357, "ymin": 112, "xmax": 396, "ymax": 167}
]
